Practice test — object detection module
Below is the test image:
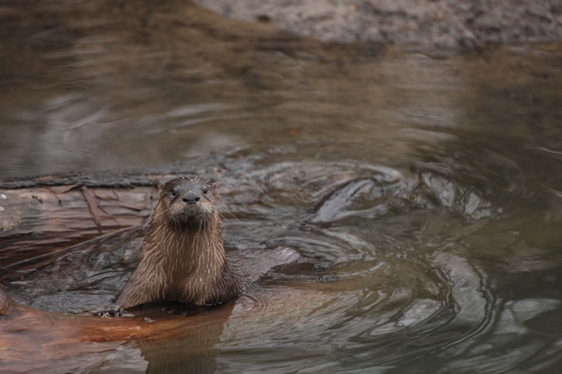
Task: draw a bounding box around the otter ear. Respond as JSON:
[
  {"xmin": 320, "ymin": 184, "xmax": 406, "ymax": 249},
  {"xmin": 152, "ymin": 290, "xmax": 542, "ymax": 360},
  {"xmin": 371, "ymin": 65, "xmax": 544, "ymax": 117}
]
[
  {"xmin": 158, "ymin": 183, "xmax": 165, "ymax": 192},
  {"xmin": 212, "ymin": 183, "xmax": 219, "ymax": 194}
]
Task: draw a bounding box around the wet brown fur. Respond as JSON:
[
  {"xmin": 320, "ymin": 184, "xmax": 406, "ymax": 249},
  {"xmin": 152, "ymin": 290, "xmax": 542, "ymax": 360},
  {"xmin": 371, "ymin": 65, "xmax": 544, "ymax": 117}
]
[{"xmin": 115, "ymin": 176, "xmax": 241, "ymax": 308}]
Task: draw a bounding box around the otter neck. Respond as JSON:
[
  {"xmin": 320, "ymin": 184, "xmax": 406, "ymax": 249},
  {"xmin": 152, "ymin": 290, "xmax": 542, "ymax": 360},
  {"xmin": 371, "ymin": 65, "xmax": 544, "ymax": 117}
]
[{"xmin": 145, "ymin": 209, "xmax": 227, "ymax": 280}]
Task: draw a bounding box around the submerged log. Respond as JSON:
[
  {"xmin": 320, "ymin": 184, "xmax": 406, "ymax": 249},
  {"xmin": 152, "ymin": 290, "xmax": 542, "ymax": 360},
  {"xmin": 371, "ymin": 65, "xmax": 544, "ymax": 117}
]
[
  {"xmin": 0, "ymin": 164, "xmax": 205, "ymax": 269},
  {"xmin": 0, "ymin": 246, "xmax": 300, "ymax": 373},
  {"xmin": 0, "ymin": 287, "xmax": 235, "ymax": 373},
  {"xmin": 0, "ymin": 185, "xmax": 157, "ymax": 269}
]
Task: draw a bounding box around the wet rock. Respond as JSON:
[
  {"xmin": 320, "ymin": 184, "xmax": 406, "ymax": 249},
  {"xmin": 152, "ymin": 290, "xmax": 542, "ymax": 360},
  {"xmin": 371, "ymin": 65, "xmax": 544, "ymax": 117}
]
[{"xmin": 195, "ymin": 0, "xmax": 562, "ymax": 48}]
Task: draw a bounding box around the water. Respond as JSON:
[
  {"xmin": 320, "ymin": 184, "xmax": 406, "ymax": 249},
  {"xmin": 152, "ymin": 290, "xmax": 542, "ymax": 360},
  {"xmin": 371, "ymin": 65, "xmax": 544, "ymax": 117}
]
[{"xmin": 1, "ymin": 1, "xmax": 562, "ymax": 373}]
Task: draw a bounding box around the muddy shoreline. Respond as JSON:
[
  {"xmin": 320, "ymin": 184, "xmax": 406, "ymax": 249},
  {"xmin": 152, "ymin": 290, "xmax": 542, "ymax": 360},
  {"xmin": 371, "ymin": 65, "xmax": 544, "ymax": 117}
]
[{"xmin": 195, "ymin": 0, "xmax": 562, "ymax": 48}]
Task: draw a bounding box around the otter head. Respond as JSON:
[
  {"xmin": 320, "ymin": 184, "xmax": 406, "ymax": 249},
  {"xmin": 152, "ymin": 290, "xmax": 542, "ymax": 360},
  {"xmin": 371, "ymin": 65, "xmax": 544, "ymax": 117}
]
[{"xmin": 157, "ymin": 176, "xmax": 218, "ymax": 228}]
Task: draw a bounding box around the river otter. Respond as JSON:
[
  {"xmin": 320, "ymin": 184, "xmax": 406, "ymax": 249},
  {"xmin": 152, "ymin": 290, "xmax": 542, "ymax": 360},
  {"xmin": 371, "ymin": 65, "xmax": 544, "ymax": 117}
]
[{"xmin": 115, "ymin": 176, "xmax": 241, "ymax": 308}]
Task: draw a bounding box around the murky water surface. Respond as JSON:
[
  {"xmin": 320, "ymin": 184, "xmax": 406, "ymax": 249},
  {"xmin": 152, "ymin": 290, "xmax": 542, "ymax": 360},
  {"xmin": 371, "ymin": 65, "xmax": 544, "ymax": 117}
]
[{"xmin": 2, "ymin": 1, "xmax": 562, "ymax": 373}]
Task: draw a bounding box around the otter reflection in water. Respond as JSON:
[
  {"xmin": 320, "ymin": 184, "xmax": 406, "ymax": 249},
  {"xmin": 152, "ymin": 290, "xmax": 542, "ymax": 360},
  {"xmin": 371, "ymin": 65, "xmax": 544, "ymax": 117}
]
[{"xmin": 116, "ymin": 176, "xmax": 242, "ymax": 309}]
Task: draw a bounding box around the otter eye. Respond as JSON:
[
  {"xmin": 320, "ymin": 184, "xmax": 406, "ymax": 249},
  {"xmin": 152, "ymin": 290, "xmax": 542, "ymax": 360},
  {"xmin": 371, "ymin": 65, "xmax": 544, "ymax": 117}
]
[
  {"xmin": 170, "ymin": 189, "xmax": 178, "ymax": 197},
  {"xmin": 202, "ymin": 187, "xmax": 209, "ymax": 194}
]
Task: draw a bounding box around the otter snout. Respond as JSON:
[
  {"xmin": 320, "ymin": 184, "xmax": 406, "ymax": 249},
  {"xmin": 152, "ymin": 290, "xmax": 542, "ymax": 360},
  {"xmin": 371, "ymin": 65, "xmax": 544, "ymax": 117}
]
[{"xmin": 182, "ymin": 192, "xmax": 200, "ymax": 204}]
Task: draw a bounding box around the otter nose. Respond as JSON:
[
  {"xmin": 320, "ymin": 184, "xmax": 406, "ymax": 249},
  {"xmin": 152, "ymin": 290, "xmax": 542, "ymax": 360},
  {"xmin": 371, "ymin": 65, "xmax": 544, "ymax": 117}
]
[{"xmin": 182, "ymin": 193, "xmax": 200, "ymax": 204}]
